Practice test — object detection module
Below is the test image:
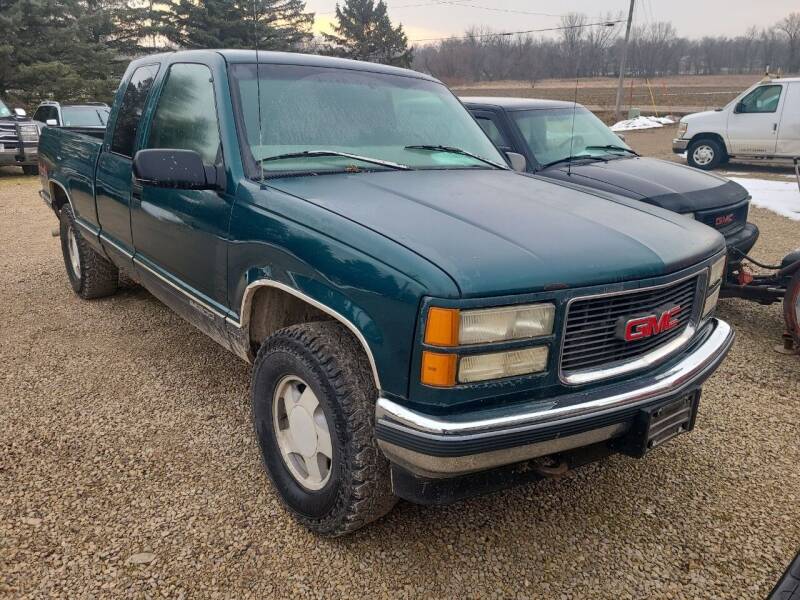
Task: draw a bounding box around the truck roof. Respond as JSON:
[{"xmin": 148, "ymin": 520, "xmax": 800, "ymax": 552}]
[
  {"xmin": 131, "ymin": 49, "xmax": 439, "ymax": 83},
  {"xmin": 460, "ymin": 97, "xmax": 579, "ymax": 111}
]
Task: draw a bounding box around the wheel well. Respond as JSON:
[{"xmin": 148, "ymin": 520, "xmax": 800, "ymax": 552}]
[
  {"xmin": 690, "ymin": 133, "xmax": 727, "ymax": 155},
  {"xmin": 49, "ymin": 182, "xmax": 69, "ymax": 213},
  {"xmin": 247, "ymin": 286, "xmax": 330, "ymax": 350}
]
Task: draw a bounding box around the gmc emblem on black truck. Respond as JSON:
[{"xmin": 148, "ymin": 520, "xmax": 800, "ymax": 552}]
[{"xmin": 616, "ymin": 305, "xmax": 682, "ymax": 342}]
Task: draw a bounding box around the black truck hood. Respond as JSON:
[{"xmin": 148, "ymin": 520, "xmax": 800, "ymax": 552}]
[{"xmin": 538, "ymin": 156, "xmax": 749, "ymax": 213}]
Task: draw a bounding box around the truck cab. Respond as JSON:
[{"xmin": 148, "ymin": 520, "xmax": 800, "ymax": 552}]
[
  {"xmin": 673, "ymin": 77, "xmax": 800, "ymax": 169},
  {"xmin": 38, "ymin": 51, "xmax": 734, "ymax": 536}
]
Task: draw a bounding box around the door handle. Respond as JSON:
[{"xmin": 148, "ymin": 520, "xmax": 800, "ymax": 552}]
[{"xmin": 773, "ymin": 122, "xmax": 778, "ymax": 132}]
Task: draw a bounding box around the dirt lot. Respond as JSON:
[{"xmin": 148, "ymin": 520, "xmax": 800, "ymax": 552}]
[{"xmin": 1, "ymin": 145, "xmax": 799, "ymax": 598}]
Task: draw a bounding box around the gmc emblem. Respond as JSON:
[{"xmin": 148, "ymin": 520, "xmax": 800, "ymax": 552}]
[
  {"xmin": 715, "ymin": 213, "xmax": 735, "ymax": 227},
  {"xmin": 615, "ymin": 305, "xmax": 682, "ymax": 342}
]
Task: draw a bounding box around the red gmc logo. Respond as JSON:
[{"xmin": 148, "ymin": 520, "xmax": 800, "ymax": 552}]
[
  {"xmin": 715, "ymin": 213, "xmax": 735, "ymax": 227},
  {"xmin": 616, "ymin": 305, "xmax": 682, "ymax": 342}
]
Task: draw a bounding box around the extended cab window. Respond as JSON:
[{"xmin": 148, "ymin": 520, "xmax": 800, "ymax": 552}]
[
  {"xmin": 738, "ymin": 85, "xmax": 782, "ymax": 114},
  {"xmin": 147, "ymin": 64, "xmax": 220, "ymax": 164},
  {"xmin": 111, "ymin": 64, "xmax": 159, "ymax": 157}
]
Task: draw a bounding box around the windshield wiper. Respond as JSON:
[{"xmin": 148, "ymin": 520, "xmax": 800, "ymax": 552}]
[
  {"xmin": 584, "ymin": 144, "xmax": 638, "ymax": 156},
  {"xmin": 404, "ymin": 145, "xmax": 509, "ymax": 170},
  {"xmin": 538, "ymin": 154, "xmax": 608, "ymax": 170},
  {"xmin": 259, "ymin": 150, "xmax": 410, "ymax": 171}
]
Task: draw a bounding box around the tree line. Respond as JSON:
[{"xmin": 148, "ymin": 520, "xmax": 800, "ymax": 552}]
[
  {"xmin": 413, "ymin": 12, "xmax": 800, "ymax": 83},
  {"xmin": 0, "ymin": 0, "xmax": 411, "ymax": 107},
  {"xmin": 2, "ymin": 1, "xmax": 798, "ymax": 109}
]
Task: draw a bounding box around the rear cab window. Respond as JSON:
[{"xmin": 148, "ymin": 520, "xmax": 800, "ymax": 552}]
[{"xmin": 110, "ymin": 64, "xmax": 160, "ymax": 157}]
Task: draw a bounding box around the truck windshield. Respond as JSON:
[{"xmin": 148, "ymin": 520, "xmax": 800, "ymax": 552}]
[
  {"xmin": 511, "ymin": 107, "xmax": 633, "ymax": 168},
  {"xmin": 229, "ymin": 63, "xmax": 506, "ymax": 176},
  {"xmin": 0, "ymin": 99, "xmax": 11, "ymax": 118},
  {"xmin": 61, "ymin": 106, "xmax": 109, "ymax": 127}
]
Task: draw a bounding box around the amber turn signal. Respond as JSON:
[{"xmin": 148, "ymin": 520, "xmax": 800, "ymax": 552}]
[
  {"xmin": 424, "ymin": 307, "xmax": 460, "ymax": 346},
  {"xmin": 420, "ymin": 351, "xmax": 457, "ymax": 387}
]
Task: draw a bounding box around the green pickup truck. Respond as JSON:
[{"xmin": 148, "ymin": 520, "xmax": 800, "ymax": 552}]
[{"xmin": 38, "ymin": 50, "xmax": 734, "ymax": 536}]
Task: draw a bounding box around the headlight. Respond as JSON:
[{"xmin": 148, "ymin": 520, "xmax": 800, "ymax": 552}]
[
  {"xmin": 459, "ymin": 347, "xmax": 549, "ymax": 383},
  {"xmin": 709, "ymin": 255, "xmax": 726, "ymax": 289},
  {"xmin": 678, "ymin": 121, "xmax": 688, "ymax": 137},
  {"xmin": 19, "ymin": 123, "xmax": 39, "ymax": 142},
  {"xmin": 425, "ymin": 303, "xmax": 555, "ymax": 346}
]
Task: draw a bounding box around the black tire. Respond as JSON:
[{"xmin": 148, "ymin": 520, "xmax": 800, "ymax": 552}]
[
  {"xmin": 687, "ymin": 138, "xmax": 724, "ymax": 170},
  {"xmin": 59, "ymin": 205, "xmax": 119, "ymax": 299},
  {"xmin": 784, "ymin": 270, "xmax": 800, "ymax": 349},
  {"xmin": 22, "ymin": 165, "xmax": 39, "ymax": 176},
  {"xmin": 251, "ymin": 321, "xmax": 396, "ymax": 536}
]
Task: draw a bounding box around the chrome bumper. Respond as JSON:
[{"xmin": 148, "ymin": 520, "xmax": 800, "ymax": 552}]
[
  {"xmin": 672, "ymin": 138, "xmax": 689, "ymax": 154},
  {"xmin": 376, "ymin": 318, "xmax": 734, "ymax": 478}
]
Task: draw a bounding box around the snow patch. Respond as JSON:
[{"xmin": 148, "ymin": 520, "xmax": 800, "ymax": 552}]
[
  {"xmin": 728, "ymin": 177, "xmax": 800, "ymax": 221},
  {"xmin": 610, "ymin": 115, "xmax": 675, "ymax": 132}
]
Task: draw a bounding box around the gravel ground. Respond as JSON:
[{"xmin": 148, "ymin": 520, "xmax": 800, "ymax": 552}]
[{"xmin": 1, "ymin": 166, "xmax": 799, "ymax": 599}]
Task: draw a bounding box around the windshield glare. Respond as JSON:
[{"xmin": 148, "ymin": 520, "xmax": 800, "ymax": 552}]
[
  {"xmin": 0, "ymin": 99, "xmax": 11, "ymax": 118},
  {"xmin": 62, "ymin": 106, "xmax": 109, "ymax": 127},
  {"xmin": 230, "ymin": 63, "xmax": 505, "ymax": 175},
  {"xmin": 512, "ymin": 107, "xmax": 631, "ymax": 166}
]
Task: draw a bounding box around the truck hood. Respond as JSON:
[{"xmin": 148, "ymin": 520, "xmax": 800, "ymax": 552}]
[
  {"xmin": 538, "ymin": 156, "xmax": 749, "ymax": 213},
  {"xmin": 268, "ymin": 169, "xmax": 725, "ymax": 297}
]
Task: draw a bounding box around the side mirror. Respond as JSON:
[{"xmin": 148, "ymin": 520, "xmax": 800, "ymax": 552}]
[
  {"xmin": 45, "ymin": 119, "xmax": 58, "ymax": 126},
  {"xmin": 505, "ymin": 151, "xmax": 527, "ymax": 172},
  {"xmin": 133, "ymin": 149, "xmax": 218, "ymax": 190},
  {"xmin": 734, "ymin": 101, "xmax": 744, "ymax": 114},
  {"xmin": 616, "ymin": 133, "xmax": 626, "ymax": 142},
  {"xmin": 14, "ymin": 108, "xmax": 26, "ymax": 117}
]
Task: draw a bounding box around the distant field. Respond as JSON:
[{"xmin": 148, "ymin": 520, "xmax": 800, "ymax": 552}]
[{"xmin": 452, "ymin": 73, "xmax": 767, "ymax": 120}]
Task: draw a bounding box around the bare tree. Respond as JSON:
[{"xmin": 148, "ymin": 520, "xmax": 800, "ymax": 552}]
[{"xmin": 777, "ymin": 12, "xmax": 800, "ymax": 72}]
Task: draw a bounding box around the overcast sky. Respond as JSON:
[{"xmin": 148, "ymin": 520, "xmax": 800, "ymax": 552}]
[{"xmin": 306, "ymin": 0, "xmax": 798, "ymax": 43}]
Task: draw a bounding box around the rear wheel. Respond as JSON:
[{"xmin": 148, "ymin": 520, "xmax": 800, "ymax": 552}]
[
  {"xmin": 59, "ymin": 206, "xmax": 119, "ymax": 299},
  {"xmin": 251, "ymin": 321, "xmax": 396, "ymax": 536},
  {"xmin": 687, "ymin": 138, "xmax": 724, "ymax": 170},
  {"xmin": 784, "ymin": 270, "xmax": 800, "ymax": 349}
]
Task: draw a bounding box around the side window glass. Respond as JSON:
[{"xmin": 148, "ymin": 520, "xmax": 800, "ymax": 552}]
[
  {"xmin": 33, "ymin": 107, "xmax": 44, "ymax": 122},
  {"xmin": 475, "ymin": 116, "xmax": 510, "ymax": 149},
  {"xmin": 739, "ymin": 85, "xmax": 782, "ymax": 114},
  {"xmin": 147, "ymin": 64, "xmax": 221, "ymax": 165},
  {"xmin": 111, "ymin": 64, "xmax": 160, "ymax": 157}
]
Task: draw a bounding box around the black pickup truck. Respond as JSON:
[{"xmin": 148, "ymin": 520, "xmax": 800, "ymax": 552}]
[
  {"xmin": 463, "ymin": 97, "xmax": 760, "ymax": 282},
  {"xmin": 0, "ymin": 97, "xmax": 39, "ymax": 175}
]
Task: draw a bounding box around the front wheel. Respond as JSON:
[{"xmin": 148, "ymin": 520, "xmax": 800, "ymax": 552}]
[
  {"xmin": 251, "ymin": 321, "xmax": 396, "ymax": 536},
  {"xmin": 784, "ymin": 270, "xmax": 800, "ymax": 349},
  {"xmin": 687, "ymin": 138, "xmax": 724, "ymax": 170}
]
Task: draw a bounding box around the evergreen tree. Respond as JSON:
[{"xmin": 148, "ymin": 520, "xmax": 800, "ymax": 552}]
[
  {"xmin": 0, "ymin": 0, "xmax": 125, "ymax": 106},
  {"xmin": 323, "ymin": 0, "xmax": 413, "ymax": 67},
  {"xmin": 162, "ymin": 0, "xmax": 313, "ymax": 50}
]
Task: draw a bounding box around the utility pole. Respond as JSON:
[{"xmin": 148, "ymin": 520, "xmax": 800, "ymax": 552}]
[{"xmin": 614, "ymin": 0, "xmax": 635, "ymax": 121}]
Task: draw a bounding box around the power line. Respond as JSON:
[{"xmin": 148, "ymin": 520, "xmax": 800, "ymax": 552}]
[
  {"xmin": 410, "ymin": 19, "xmax": 625, "ymax": 43},
  {"xmin": 316, "ymin": 1, "xmax": 561, "ymax": 17}
]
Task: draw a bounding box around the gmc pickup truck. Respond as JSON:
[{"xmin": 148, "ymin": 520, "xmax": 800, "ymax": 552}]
[
  {"xmin": 39, "ymin": 50, "xmax": 734, "ymax": 536},
  {"xmin": 0, "ymin": 97, "xmax": 39, "ymax": 174}
]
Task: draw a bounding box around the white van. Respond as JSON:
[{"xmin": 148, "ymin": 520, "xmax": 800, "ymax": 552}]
[{"xmin": 673, "ymin": 77, "xmax": 800, "ymax": 170}]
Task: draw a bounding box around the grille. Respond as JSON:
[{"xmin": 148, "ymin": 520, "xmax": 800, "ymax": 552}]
[
  {"xmin": 0, "ymin": 123, "xmax": 20, "ymax": 145},
  {"xmin": 561, "ymin": 275, "xmax": 700, "ymax": 375},
  {"xmin": 696, "ymin": 201, "xmax": 749, "ymax": 236}
]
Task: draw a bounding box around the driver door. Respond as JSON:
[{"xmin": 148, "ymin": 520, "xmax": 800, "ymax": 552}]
[{"xmin": 727, "ymin": 84, "xmax": 785, "ymax": 155}]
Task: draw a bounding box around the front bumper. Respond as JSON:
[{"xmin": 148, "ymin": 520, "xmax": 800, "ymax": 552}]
[
  {"xmin": 724, "ymin": 222, "xmax": 759, "ymax": 264},
  {"xmin": 376, "ymin": 318, "xmax": 733, "ymax": 478},
  {"xmin": 672, "ymin": 138, "xmax": 689, "ymax": 154},
  {"xmin": 0, "ymin": 146, "xmax": 38, "ymax": 166}
]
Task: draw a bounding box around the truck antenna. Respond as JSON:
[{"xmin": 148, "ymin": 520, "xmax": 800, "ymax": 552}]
[{"xmin": 253, "ymin": 0, "xmax": 265, "ymax": 181}]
